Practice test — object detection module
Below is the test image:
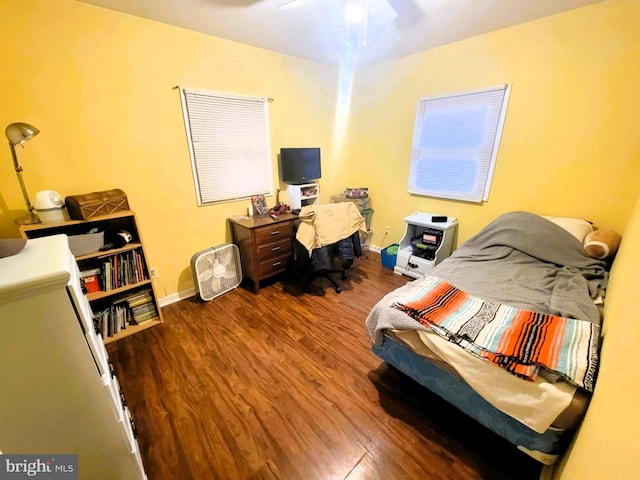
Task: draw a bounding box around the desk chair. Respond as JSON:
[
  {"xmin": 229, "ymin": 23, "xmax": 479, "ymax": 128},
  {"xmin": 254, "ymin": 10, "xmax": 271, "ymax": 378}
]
[{"xmin": 295, "ymin": 203, "xmax": 366, "ymax": 294}]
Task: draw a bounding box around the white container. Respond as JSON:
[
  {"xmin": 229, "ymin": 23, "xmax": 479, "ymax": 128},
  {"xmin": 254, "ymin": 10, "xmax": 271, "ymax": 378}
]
[
  {"xmin": 67, "ymin": 231, "xmax": 104, "ymax": 256},
  {"xmin": 34, "ymin": 190, "xmax": 65, "ymax": 224}
]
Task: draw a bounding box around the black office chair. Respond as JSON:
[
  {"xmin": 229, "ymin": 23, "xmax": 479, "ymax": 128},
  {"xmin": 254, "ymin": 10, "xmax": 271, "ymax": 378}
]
[
  {"xmin": 296, "ymin": 231, "xmax": 362, "ymax": 293},
  {"xmin": 293, "ymin": 202, "xmax": 366, "ymax": 294}
]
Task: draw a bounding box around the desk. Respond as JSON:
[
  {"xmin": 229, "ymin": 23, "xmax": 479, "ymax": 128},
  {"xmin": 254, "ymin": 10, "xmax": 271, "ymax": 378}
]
[{"xmin": 229, "ymin": 213, "xmax": 298, "ymax": 293}]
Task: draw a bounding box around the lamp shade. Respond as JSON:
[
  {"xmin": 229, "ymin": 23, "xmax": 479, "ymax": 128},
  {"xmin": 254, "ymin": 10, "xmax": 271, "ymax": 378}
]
[{"xmin": 5, "ymin": 122, "xmax": 40, "ymax": 146}]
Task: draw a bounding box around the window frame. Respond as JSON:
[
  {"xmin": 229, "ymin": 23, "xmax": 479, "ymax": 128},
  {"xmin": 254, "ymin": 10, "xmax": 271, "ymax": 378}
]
[
  {"xmin": 407, "ymin": 84, "xmax": 511, "ymax": 203},
  {"xmin": 179, "ymin": 87, "xmax": 274, "ymax": 206}
]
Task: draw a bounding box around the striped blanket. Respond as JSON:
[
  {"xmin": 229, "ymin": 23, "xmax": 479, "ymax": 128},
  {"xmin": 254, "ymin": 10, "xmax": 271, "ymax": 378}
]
[{"xmin": 391, "ymin": 276, "xmax": 600, "ymax": 392}]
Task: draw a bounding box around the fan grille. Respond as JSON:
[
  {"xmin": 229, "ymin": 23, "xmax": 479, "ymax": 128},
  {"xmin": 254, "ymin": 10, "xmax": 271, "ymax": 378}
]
[{"xmin": 191, "ymin": 244, "xmax": 242, "ymax": 301}]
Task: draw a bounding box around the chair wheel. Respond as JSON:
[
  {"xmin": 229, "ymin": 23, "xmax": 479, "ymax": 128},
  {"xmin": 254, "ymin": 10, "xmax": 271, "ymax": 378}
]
[{"xmin": 335, "ymin": 286, "xmax": 342, "ymax": 293}]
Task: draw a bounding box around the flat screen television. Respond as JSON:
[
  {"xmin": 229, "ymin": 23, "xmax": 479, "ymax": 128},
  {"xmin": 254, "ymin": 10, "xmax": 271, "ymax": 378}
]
[{"xmin": 279, "ymin": 147, "xmax": 321, "ymax": 184}]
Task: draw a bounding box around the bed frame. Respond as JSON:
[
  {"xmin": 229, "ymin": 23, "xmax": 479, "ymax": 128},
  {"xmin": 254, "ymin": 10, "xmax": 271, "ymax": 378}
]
[{"xmin": 373, "ymin": 333, "xmax": 576, "ymax": 464}]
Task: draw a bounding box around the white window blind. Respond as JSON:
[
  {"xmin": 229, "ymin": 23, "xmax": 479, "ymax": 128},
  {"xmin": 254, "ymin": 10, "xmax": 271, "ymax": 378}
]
[
  {"xmin": 408, "ymin": 84, "xmax": 510, "ymax": 203},
  {"xmin": 180, "ymin": 88, "xmax": 273, "ymax": 205}
]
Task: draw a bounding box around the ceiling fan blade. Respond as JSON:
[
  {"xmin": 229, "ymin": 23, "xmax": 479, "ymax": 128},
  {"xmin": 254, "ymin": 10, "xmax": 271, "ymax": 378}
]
[
  {"xmin": 368, "ymin": 0, "xmax": 398, "ymax": 24},
  {"xmin": 387, "ymin": 0, "xmax": 423, "ymax": 28}
]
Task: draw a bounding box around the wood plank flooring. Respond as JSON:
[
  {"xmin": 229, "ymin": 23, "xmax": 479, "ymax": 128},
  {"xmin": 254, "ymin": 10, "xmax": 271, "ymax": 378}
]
[{"xmin": 107, "ymin": 251, "xmax": 543, "ymax": 480}]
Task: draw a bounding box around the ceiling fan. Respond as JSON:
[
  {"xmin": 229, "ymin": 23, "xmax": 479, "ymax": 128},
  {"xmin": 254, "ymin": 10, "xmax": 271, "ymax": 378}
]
[
  {"xmin": 279, "ymin": 0, "xmax": 398, "ymax": 48},
  {"xmin": 279, "ymin": 0, "xmax": 397, "ymax": 22}
]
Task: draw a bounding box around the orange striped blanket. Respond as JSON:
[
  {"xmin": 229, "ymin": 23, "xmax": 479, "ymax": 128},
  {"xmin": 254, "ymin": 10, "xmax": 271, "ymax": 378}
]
[{"xmin": 392, "ymin": 276, "xmax": 600, "ymax": 392}]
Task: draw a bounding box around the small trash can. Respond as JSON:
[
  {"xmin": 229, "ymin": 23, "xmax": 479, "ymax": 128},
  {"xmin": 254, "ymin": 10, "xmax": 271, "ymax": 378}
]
[{"xmin": 381, "ymin": 243, "xmax": 399, "ymax": 268}]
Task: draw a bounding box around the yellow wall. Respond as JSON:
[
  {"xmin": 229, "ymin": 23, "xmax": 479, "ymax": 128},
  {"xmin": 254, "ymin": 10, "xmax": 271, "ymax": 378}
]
[
  {"xmin": 0, "ymin": 0, "xmax": 340, "ymax": 296},
  {"xmin": 553, "ymin": 194, "xmax": 640, "ymax": 479},
  {"xmin": 346, "ymin": 0, "xmax": 640, "ymax": 247}
]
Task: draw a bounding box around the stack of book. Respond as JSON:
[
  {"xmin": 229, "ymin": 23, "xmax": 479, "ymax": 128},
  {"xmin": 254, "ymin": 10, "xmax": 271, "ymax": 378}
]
[
  {"xmin": 92, "ymin": 288, "xmax": 157, "ymax": 338},
  {"xmin": 126, "ymin": 289, "xmax": 157, "ymax": 325}
]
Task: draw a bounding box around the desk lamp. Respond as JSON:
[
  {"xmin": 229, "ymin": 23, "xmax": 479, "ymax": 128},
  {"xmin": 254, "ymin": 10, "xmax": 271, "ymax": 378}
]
[{"xmin": 6, "ymin": 122, "xmax": 40, "ymax": 224}]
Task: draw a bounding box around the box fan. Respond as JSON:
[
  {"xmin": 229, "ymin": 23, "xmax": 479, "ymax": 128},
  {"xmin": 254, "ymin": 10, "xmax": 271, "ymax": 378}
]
[{"xmin": 190, "ymin": 243, "xmax": 242, "ymax": 301}]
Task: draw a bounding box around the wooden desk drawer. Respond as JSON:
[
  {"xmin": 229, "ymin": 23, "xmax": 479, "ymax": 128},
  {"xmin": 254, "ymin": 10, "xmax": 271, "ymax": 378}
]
[
  {"xmin": 256, "ymin": 237, "xmax": 292, "ymax": 260},
  {"xmin": 257, "ymin": 253, "xmax": 290, "ymax": 276},
  {"xmin": 254, "ymin": 221, "xmax": 293, "ymax": 244}
]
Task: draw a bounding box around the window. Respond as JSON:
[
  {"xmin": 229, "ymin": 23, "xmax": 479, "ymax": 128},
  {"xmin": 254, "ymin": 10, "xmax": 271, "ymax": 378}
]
[
  {"xmin": 408, "ymin": 84, "xmax": 511, "ymax": 203},
  {"xmin": 180, "ymin": 88, "xmax": 273, "ymax": 205}
]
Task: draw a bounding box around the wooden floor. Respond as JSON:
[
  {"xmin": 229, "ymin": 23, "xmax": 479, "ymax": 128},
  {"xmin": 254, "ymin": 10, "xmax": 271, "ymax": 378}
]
[{"xmin": 107, "ymin": 251, "xmax": 543, "ymax": 480}]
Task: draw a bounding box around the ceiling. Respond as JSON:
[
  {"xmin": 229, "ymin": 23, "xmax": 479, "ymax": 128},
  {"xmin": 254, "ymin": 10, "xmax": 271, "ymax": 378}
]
[{"xmin": 79, "ymin": 0, "xmax": 605, "ymax": 66}]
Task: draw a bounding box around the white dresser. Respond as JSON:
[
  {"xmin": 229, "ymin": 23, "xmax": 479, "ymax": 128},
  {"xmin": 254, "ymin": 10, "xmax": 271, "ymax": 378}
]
[{"xmin": 0, "ymin": 235, "xmax": 146, "ymax": 479}]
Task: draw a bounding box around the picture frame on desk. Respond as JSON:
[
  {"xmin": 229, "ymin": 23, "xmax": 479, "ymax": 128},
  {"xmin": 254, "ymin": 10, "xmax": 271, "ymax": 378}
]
[{"xmin": 251, "ymin": 194, "xmax": 268, "ymax": 215}]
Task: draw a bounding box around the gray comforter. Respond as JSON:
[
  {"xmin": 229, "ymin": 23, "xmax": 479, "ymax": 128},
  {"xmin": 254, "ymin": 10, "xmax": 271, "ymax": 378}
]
[{"xmin": 367, "ymin": 211, "xmax": 608, "ymax": 344}]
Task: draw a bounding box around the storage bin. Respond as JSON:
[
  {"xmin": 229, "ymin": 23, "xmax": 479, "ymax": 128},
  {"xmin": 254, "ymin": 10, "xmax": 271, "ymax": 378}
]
[
  {"xmin": 67, "ymin": 231, "xmax": 104, "ymax": 257},
  {"xmin": 381, "ymin": 243, "xmax": 399, "ymax": 268}
]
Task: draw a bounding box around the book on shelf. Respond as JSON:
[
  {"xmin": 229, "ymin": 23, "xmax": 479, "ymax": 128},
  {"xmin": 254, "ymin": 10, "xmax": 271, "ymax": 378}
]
[
  {"xmin": 97, "ymin": 249, "xmax": 148, "ymax": 292},
  {"xmin": 92, "ymin": 288, "xmax": 158, "ymax": 337}
]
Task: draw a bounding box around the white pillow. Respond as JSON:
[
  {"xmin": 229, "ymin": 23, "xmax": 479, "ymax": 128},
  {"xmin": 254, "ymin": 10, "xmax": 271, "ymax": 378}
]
[{"xmin": 543, "ymin": 216, "xmax": 594, "ymax": 243}]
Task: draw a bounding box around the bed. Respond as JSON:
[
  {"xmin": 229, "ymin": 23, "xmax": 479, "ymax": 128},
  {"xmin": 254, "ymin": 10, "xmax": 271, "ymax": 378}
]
[{"xmin": 366, "ymin": 211, "xmax": 609, "ymax": 464}]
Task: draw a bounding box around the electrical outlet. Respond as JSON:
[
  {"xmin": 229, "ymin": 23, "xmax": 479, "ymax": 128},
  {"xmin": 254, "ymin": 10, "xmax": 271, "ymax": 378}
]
[
  {"xmin": 150, "ymin": 267, "xmax": 158, "ymax": 279},
  {"xmin": 385, "ymin": 226, "xmax": 390, "ymax": 234}
]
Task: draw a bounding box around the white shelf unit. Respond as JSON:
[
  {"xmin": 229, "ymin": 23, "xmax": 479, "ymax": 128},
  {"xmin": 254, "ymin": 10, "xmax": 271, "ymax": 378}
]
[
  {"xmin": 287, "ymin": 183, "xmax": 319, "ymax": 209},
  {"xmin": 0, "ymin": 235, "xmax": 146, "ymax": 478},
  {"xmin": 394, "ymin": 212, "xmax": 458, "ymax": 279}
]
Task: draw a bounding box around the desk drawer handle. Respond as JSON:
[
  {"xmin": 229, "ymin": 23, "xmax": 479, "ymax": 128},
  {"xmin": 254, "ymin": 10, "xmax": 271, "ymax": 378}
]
[
  {"xmin": 272, "ymin": 261, "xmax": 282, "ymax": 268},
  {"xmin": 269, "ymin": 230, "xmax": 280, "ymax": 236},
  {"xmin": 271, "ymin": 246, "xmax": 281, "ymax": 252}
]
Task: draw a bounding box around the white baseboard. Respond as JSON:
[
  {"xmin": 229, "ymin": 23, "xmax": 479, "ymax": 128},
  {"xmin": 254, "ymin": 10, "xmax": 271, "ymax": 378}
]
[
  {"xmin": 157, "ymin": 244, "xmax": 384, "ymax": 308},
  {"xmin": 369, "ymin": 244, "xmax": 382, "ymax": 253},
  {"xmin": 158, "ymin": 287, "xmax": 195, "ymax": 307}
]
